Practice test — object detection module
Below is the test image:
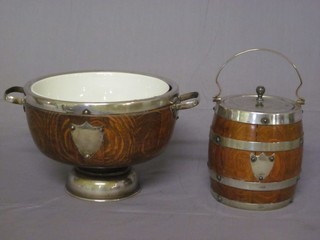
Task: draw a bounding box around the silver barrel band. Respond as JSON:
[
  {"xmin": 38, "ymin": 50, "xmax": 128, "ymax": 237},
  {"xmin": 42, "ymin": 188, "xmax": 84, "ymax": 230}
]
[
  {"xmin": 210, "ymin": 131, "xmax": 303, "ymax": 152},
  {"xmin": 210, "ymin": 169, "xmax": 299, "ymax": 191}
]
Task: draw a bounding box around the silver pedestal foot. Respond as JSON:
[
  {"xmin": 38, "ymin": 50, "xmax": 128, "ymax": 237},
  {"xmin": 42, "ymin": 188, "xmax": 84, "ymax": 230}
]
[{"xmin": 66, "ymin": 167, "xmax": 140, "ymax": 201}]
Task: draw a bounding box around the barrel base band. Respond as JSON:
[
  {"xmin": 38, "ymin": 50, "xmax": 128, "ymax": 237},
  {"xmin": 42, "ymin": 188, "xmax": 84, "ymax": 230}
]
[{"xmin": 211, "ymin": 190, "xmax": 293, "ymax": 211}]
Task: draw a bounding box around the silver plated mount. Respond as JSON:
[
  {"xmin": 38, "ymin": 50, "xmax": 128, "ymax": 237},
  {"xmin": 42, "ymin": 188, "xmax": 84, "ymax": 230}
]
[{"xmin": 66, "ymin": 167, "xmax": 140, "ymax": 201}]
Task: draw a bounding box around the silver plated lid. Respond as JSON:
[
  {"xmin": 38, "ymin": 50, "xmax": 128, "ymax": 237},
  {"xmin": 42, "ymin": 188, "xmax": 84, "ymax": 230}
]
[
  {"xmin": 212, "ymin": 49, "xmax": 305, "ymax": 125},
  {"xmin": 215, "ymin": 86, "xmax": 303, "ymax": 125}
]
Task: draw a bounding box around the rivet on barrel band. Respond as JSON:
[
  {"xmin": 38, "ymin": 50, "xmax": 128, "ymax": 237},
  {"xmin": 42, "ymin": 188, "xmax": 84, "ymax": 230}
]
[
  {"xmin": 261, "ymin": 117, "xmax": 270, "ymax": 124},
  {"xmin": 210, "ymin": 131, "xmax": 303, "ymax": 152}
]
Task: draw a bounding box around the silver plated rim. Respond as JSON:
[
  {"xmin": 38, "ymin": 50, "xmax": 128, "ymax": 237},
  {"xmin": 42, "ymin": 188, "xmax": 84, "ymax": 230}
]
[{"xmin": 23, "ymin": 71, "xmax": 180, "ymax": 114}]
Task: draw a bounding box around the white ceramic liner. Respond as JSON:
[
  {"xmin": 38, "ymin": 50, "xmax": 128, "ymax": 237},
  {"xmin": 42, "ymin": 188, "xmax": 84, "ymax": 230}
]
[
  {"xmin": 31, "ymin": 72, "xmax": 170, "ymax": 102},
  {"xmin": 4, "ymin": 71, "xmax": 200, "ymax": 114}
]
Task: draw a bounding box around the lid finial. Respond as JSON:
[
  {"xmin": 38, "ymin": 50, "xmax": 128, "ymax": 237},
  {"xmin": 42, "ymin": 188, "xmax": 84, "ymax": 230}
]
[{"xmin": 256, "ymin": 86, "xmax": 265, "ymax": 107}]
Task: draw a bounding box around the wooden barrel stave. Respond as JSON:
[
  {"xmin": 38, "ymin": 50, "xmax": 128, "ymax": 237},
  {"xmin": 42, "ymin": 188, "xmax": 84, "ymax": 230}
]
[{"xmin": 208, "ymin": 115, "xmax": 303, "ymax": 209}]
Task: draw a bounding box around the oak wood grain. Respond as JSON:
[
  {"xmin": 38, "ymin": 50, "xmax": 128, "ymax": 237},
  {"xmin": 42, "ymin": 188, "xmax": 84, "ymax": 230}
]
[
  {"xmin": 212, "ymin": 115, "xmax": 303, "ymax": 141},
  {"xmin": 208, "ymin": 114, "xmax": 303, "ymax": 205},
  {"xmin": 25, "ymin": 104, "xmax": 176, "ymax": 168}
]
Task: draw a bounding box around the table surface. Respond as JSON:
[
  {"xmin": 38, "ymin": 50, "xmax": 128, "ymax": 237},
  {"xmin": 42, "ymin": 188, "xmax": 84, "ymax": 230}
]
[{"xmin": 1, "ymin": 102, "xmax": 319, "ymax": 240}]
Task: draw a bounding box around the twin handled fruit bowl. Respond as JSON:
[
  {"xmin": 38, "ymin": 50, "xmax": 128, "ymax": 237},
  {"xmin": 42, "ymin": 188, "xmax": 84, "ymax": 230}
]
[{"xmin": 4, "ymin": 71, "xmax": 199, "ymax": 201}]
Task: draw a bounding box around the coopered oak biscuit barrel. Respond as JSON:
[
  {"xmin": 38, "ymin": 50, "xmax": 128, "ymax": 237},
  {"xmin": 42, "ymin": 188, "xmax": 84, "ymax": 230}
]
[{"xmin": 208, "ymin": 49, "xmax": 305, "ymax": 210}]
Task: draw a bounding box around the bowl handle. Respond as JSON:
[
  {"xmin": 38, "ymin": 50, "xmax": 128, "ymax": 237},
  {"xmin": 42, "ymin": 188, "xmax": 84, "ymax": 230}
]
[
  {"xmin": 4, "ymin": 86, "xmax": 25, "ymax": 105},
  {"xmin": 173, "ymin": 92, "xmax": 199, "ymax": 110}
]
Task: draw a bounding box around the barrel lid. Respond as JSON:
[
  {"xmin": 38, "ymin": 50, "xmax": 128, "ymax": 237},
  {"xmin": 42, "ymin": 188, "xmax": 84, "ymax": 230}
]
[{"xmin": 215, "ymin": 86, "xmax": 303, "ymax": 125}]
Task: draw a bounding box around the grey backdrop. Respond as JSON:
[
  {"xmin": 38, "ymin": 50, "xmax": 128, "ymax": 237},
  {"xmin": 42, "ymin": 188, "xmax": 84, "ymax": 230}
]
[{"xmin": 1, "ymin": 0, "xmax": 320, "ymax": 239}]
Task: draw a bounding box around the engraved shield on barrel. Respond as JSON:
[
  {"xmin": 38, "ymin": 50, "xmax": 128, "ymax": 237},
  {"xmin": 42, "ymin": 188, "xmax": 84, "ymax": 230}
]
[
  {"xmin": 70, "ymin": 122, "xmax": 104, "ymax": 159},
  {"xmin": 250, "ymin": 152, "xmax": 275, "ymax": 181}
]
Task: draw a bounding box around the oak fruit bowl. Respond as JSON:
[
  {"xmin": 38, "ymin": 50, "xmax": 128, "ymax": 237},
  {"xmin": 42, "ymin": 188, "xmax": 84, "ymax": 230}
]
[{"xmin": 4, "ymin": 72, "xmax": 199, "ymax": 201}]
